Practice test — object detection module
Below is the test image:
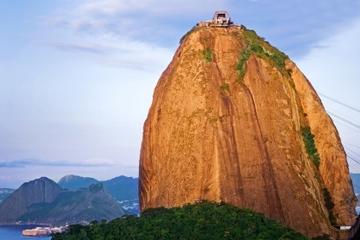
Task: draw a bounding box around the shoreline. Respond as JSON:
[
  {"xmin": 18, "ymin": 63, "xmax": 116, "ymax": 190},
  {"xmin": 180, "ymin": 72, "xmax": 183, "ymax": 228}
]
[{"xmin": 22, "ymin": 225, "xmax": 68, "ymax": 237}]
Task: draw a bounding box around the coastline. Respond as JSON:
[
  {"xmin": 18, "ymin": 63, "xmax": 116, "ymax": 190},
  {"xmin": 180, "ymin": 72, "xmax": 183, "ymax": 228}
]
[
  {"xmin": 21, "ymin": 225, "xmax": 68, "ymax": 237},
  {"xmin": 0, "ymin": 225, "xmax": 51, "ymax": 239}
]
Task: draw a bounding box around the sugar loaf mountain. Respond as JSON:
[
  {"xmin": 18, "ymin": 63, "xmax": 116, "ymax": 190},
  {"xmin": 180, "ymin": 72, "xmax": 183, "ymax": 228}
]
[
  {"xmin": 52, "ymin": 12, "xmax": 358, "ymax": 240},
  {"xmin": 139, "ymin": 12, "xmax": 357, "ymax": 238}
]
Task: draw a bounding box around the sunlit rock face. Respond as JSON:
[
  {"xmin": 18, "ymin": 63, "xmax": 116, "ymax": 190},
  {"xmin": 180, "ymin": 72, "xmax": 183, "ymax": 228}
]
[{"xmin": 139, "ymin": 25, "xmax": 356, "ymax": 237}]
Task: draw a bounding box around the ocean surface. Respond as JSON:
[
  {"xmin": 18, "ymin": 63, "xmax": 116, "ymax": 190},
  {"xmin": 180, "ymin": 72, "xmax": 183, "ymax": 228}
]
[{"xmin": 0, "ymin": 225, "xmax": 51, "ymax": 240}]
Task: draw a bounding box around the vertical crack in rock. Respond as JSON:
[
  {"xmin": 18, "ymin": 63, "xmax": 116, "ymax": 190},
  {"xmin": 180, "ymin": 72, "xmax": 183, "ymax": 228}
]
[
  {"xmin": 242, "ymin": 83, "xmax": 285, "ymax": 222},
  {"xmin": 217, "ymin": 95, "xmax": 245, "ymax": 205}
]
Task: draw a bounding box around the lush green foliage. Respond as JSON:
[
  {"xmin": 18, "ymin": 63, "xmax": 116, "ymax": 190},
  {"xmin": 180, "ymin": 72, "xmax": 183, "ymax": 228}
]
[
  {"xmin": 301, "ymin": 128, "xmax": 337, "ymax": 225},
  {"xmin": 323, "ymin": 188, "xmax": 336, "ymax": 225},
  {"xmin": 236, "ymin": 48, "xmax": 251, "ymax": 80},
  {"xmin": 236, "ymin": 28, "xmax": 288, "ymax": 82},
  {"xmin": 202, "ymin": 48, "xmax": 213, "ymax": 62},
  {"xmin": 53, "ymin": 202, "xmax": 308, "ymax": 240},
  {"xmin": 301, "ymin": 127, "xmax": 320, "ymax": 168}
]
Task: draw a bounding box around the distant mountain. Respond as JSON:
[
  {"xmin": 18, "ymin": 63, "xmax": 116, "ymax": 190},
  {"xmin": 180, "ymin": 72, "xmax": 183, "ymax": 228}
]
[
  {"xmin": 0, "ymin": 188, "xmax": 15, "ymax": 203},
  {"xmin": 58, "ymin": 175, "xmax": 138, "ymax": 200},
  {"xmin": 0, "ymin": 178, "xmax": 125, "ymax": 225},
  {"xmin": 58, "ymin": 175, "xmax": 139, "ymax": 214},
  {"xmin": 103, "ymin": 176, "xmax": 139, "ymax": 215},
  {"xmin": 0, "ymin": 177, "xmax": 62, "ymax": 224},
  {"xmin": 103, "ymin": 176, "xmax": 138, "ymax": 201},
  {"xmin": 351, "ymin": 173, "xmax": 360, "ymax": 194},
  {"xmin": 58, "ymin": 175, "xmax": 98, "ymax": 191},
  {"xmin": 19, "ymin": 183, "xmax": 125, "ymax": 225}
]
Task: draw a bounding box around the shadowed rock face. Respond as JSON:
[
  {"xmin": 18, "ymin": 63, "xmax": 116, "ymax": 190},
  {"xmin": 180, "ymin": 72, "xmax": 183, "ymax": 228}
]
[
  {"xmin": 0, "ymin": 177, "xmax": 62, "ymax": 223},
  {"xmin": 0, "ymin": 178, "xmax": 126, "ymax": 225},
  {"xmin": 288, "ymin": 61, "xmax": 357, "ymax": 226},
  {"xmin": 139, "ymin": 26, "xmax": 356, "ymax": 237}
]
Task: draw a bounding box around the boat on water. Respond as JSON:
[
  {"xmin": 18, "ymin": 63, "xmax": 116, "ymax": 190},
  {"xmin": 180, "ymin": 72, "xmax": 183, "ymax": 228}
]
[
  {"xmin": 22, "ymin": 226, "xmax": 68, "ymax": 237},
  {"xmin": 22, "ymin": 227, "xmax": 51, "ymax": 237}
]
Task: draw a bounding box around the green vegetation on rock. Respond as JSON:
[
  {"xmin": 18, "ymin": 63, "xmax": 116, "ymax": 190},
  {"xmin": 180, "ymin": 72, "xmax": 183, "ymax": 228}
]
[
  {"xmin": 236, "ymin": 48, "xmax": 251, "ymax": 81},
  {"xmin": 236, "ymin": 27, "xmax": 288, "ymax": 82},
  {"xmin": 202, "ymin": 48, "xmax": 213, "ymax": 62},
  {"xmin": 301, "ymin": 128, "xmax": 337, "ymax": 226},
  {"xmin": 53, "ymin": 202, "xmax": 308, "ymax": 240},
  {"xmin": 301, "ymin": 127, "xmax": 320, "ymax": 168},
  {"xmin": 323, "ymin": 188, "xmax": 336, "ymax": 226}
]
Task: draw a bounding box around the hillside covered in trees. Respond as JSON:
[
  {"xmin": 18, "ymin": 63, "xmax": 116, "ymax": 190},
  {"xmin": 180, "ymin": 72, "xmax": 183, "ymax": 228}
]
[{"xmin": 53, "ymin": 202, "xmax": 310, "ymax": 240}]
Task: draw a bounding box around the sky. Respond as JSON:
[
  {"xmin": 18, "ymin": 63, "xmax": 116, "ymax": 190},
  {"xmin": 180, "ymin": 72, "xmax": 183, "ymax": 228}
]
[{"xmin": 1, "ymin": 0, "xmax": 360, "ymax": 188}]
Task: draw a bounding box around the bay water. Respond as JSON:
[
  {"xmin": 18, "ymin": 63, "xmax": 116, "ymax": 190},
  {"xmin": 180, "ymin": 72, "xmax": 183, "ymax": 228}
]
[{"xmin": 0, "ymin": 225, "xmax": 51, "ymax": 240}]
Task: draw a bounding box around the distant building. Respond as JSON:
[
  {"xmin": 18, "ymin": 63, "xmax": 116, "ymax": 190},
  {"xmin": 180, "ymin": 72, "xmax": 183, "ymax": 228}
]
[
  {"xmin": 197, "ymin": 11, "xmax": 233, "ymax": 27},
  {"xmin": 212, "ymin": 11, "xmax": 232, "ymax": 26},
  {"xmin": 22, "ymin": 225, "xmax": 69, "ymax": 237}
]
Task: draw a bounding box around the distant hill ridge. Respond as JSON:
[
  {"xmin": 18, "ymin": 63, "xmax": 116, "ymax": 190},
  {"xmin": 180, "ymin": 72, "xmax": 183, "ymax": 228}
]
[
  {"xmin": 58, "ymin": 175, "xmax": 138, "ymax": 201},
  {"xmin": 58, "ymin": 175, "xmax": 98, "ymax": 191},
  {"xmin": 0, "ymin": 177, "xmax": 125, "ymax": 225},
  {"xmin": 0, "ymin": 177, "xmax": 63, "ymax": 224}
]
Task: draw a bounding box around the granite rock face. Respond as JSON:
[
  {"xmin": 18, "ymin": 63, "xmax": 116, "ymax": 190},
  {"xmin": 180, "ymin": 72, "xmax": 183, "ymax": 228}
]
[
  {"xmin": 288, "ymin": 61, "xmax": 357, "ymax": 226},
  {"xmin": 0, "ymin": 177, "xmax": 62, "ymax": 223},
  {"xmin": 0, "ymin": 178, "xmax": 126, "ymax": 225},
  {"xmin": 139, "ymin": 26, "xmax": 356, "ymax": 237}
]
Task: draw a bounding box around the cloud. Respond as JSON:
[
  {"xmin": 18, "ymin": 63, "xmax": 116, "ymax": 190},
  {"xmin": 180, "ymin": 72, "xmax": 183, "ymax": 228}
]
[
  {"xmin": 45, "ymin": 0, "xmax": 197, "ymax": 71},
  {"xmin": 45, "ymin": 0, "xmax": 360, "ymax": 61},
  {"xmin": 52, "ymin": 42, "xmax": 109, "ymax": 55},
  {"xmin": 296, "ymin": 17, "xmax": 360, "ymax": 100},
  {"xmin": 50, "ymin": 32, "xmax": 174, "ymax": 70},
  {"xmin": 0, "ymin": 158, "xmax": 118, "ymax": 168},
  {"xmin": 62, "ymin": 0, "xmax": 227, "ymax": 24},
  {"xmin": 49, "ymin": 0, "xmax": 229, "ymax": 39},
  {"xmin": 296, "ymin": 17, "xmax": 360, "ymax": 172}
]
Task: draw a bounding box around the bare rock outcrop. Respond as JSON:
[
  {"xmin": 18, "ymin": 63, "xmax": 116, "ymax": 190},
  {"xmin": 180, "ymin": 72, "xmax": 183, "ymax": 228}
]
[
  {"xmin": 139, "ymin": 25, "xmax": 356, "ymax": 237},
  {"xmin": 0, "ymin": 177, "xmax": 62, "ymax": 223}
]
